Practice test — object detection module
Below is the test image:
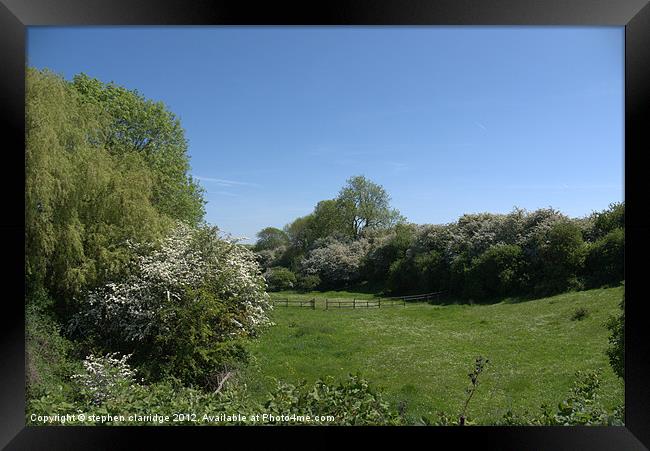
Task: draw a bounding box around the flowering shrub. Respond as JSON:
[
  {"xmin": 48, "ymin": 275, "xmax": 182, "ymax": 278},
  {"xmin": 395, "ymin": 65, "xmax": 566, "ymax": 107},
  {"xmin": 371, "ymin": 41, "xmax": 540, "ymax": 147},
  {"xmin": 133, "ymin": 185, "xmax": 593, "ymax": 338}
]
[
  {"xmin": 70, "ymin": 223, "xmax": 272, "ymax": 385},
  {"xmin": 301, "ymin": 238, "xmax": 369, "ymax": 288},
  {"xmin": 71, "ymin": 353, "xmax": 136, "ymax": 405}
]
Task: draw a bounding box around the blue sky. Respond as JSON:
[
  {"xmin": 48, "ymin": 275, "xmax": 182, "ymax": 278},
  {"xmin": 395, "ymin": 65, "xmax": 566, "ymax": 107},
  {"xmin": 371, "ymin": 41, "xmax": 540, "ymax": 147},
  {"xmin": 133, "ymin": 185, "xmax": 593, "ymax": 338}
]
[{"xmin": 27, "ymin": 27, "xmax": 624, "ymax": 242}]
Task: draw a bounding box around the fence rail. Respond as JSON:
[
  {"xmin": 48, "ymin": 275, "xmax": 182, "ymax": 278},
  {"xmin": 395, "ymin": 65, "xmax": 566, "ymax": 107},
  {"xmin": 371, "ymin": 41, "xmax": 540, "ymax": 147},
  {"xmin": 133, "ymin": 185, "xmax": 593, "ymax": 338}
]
[
  {"xmin": 271, "ymin": 291, "xmax": 447, "ymax": 311},
  {"xmin": 325, "ymin": 297, "xmax": 407, "ymax": 309},
  {"xmin": 272, "ymin": 298, "xmax": 315, "ymax": 309},
  {"xmin": 381, "ymin": 291, "xmax": 446, "ymax": 303}
]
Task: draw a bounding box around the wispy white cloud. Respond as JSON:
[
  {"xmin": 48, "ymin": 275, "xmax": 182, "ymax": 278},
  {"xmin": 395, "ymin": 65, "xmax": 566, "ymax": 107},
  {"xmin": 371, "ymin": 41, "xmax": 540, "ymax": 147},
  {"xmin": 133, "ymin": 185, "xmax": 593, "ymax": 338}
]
[
  {"xmin": 475, "ymin": 121, "xmax": 487, "ymax": 131},
  {"xmin": 193, "ymin": 175, "xmax": 260, "ymax": 188}
]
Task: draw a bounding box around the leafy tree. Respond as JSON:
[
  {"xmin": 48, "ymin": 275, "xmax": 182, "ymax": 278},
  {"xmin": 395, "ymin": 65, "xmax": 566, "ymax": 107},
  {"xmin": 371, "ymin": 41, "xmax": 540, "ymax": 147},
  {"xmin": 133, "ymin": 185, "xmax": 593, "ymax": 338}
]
[
  {"xmin": 71, "ymin": 73, "xmax": 206, "ymax": 225},
  {"xmin": 25, "ymin": 68, "xmax": 169, "ymax": 305},
  {"xmin": 584, "ymin": 228, "xmax": 624, "ymax": 288},
  {"xmin": 284, "ymin": 215, "xmax": 316, "ymax": 254},
  {"xmin": 254, "ymin": 227, "xmax": 289, "ymax": 251},
  {"xmin": 586, "ymin": 202, "xmax": 624, "ymax": 242},
  {"xmin": 336, "ymin": 175, "xmax": 402, "ymax": 237},
  {"xmin": 311, "ymin": 199, "xmax": 356, "ymax": 240},
  {"xmin": 364, "ymin": 223, "xmax": 416, "ymax": 283},
  {"xmin": 464, "ymin": 244, "xmax": 524, "ymax": 300},
  {"xmin": 527, "ymin": 221, "xmax": 586, "ymax": 296}
]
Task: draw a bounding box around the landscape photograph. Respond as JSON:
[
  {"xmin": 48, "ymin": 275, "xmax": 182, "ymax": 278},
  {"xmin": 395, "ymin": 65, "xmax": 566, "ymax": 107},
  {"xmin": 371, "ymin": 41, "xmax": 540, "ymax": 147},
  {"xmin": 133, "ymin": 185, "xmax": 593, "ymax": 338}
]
[{"xmin": 25, "ymin": 26, "xmax": 624, "ymax": 426}]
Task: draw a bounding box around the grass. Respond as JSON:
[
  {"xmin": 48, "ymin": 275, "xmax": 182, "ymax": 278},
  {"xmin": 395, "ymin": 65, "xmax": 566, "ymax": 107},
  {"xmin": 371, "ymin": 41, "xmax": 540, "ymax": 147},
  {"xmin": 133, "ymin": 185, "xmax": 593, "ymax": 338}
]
[{"xmin": 243, "ymin": 286, "xmax": 624, "ymax": 424}]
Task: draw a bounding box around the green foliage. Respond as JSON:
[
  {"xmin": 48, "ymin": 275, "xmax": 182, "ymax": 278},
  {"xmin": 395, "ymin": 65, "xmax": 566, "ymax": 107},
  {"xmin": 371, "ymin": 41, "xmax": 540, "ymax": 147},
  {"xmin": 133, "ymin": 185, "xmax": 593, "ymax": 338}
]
[
  {"xmin": 310, "ymin": 199, "xmax": 356, "ymax": 241},
  {"xmin": 460, "ymin": 356, "xmax": 489, "ymax": 425},
  {"xmin": 497, "ymin": 369, "xmax": 623, "ymax": 426},
  {"xmin": 26, "ymin": 68, "xmax": 169, "ymax": 303},
  {"xmin": 528, "ymin": 220, "xmax": 586, "ymax": 297},
  {"xmin": 264, "ymin": 267, "xmax": 297, "ymax": 292},
  {"xmin": 27, "ymin": 375, "xmax": 257, "ymax": 425},
  {"xmin": 586, "ymin": 202, "xmax": 624, "ymax": 241},
  {"xmin": 296, "ymin": 274, "xmax": 321, "ymax": 292},
  {"xmin": 70, "ymin": 223, "xmax": 272, "ymax": 387},
  {"xmin": 571, "ymin": 307, "xmax": 589, "ymax": 321},
  {"xmin": 605, "ymin": 294, "xmax": 624, "ymax": 379},
  {"xmin": 264, "ymin": 374, "xmax": 403, "ymax": 425},
  {"xmin": 365, "ymin": 223, "xmax": 417, "ymax": 285},
  {"xmin": 254, "ymin": 227, "xmax": 289, "ymax": 251},
  {"xmin": 551, "ymin": 370, "xmax": 610, "ymax": 425},
  {"xmin": 255, "ymin": 180, "xmax": 621, "ymax": 302},
  {"xmin": 71, "ymin": 353, "xmax": 137, "ymax": 405},
  {"xmin": 25, "ymin": 301, "xmax": 78, "ymax": 400},
  {"xmin": 283, "ymin": 215, "xmax": 316, "ymax": 256},
  {"xmin": 71, "ymin": 73, "xmax": 206, "ymax": 225},
  {"xmin": 26, "ymin": 68, "xmax": 208, "ymax": 309},
  {"xmin": 584, "ymin": 228, "xmax": 624, "ymax": 288},
  {"xmin": 337, "ymin": 175, "xmax": 403, "ymax": 238},
  {"xmin": 464, "ymin": 244, "xmax": 524, "ymax": 301},
  {"xmin": 151, "ymin": 287, "xmax": 251, "ymax": 386}
]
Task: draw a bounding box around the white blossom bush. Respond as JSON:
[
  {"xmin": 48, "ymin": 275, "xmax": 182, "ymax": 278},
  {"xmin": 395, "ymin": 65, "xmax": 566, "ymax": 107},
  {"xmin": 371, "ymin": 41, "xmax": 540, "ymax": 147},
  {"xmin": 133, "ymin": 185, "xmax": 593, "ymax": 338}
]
[
  {"xmin": 71, "ymin": 353, "xmax": 137, "ymax": 405},
  {"xmin": 69, "ymin": 223, "xmax": 272, "ymax": 385},
  {"xmin": 301, "ymin": 238, "xmax": 369, "ymax": 288}
]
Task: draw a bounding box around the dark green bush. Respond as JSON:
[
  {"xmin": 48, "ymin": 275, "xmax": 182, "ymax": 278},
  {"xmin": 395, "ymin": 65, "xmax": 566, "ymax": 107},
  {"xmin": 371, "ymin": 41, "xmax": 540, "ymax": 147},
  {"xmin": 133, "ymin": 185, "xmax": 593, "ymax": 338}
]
[
  {"xmin": 494, "ymin": 370, "xmax": 621, "ymax": 426},
  {"xmin": 296, "ymin": 274, "xmax": 321, "ymax": 292},
  {"xmin": 605, "ymin": 294, "xmax": 624, "ymax": 379},
  {"xmin": 571, "ymin": 307, "xmax": 589, "ymax": 321},
  {"xmin": 529, "ymin": 221, "xmax": 586, "ymax": 297},
  {"xmin": 264, "ymin": 266, "xmax": 297, "ymax": 291},
  {"xmin": 464, "ymin": 244, "xmax": 524, "ymax": 301},
  {"xmin": 584, "ymin": 228, "xmax": 624, "ymax": 288},
  {"xmin": 25, "ymin": 303, "xmax": 79, "ymax": 400},
  {"xmin": 586, "ymin": 202, "xmax": 624, "ymax": 241},
  {"xmin": 264, "ymin": 374, "xmax": 403, "ymax": 425}
]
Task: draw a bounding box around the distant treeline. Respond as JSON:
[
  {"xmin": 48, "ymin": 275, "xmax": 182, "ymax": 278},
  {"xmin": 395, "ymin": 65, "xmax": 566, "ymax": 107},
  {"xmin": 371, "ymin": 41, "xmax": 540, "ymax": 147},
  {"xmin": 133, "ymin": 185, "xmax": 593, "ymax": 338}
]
[{"xmin": 255, "ymin": 177, "xmax": 623, "ymax": 301}]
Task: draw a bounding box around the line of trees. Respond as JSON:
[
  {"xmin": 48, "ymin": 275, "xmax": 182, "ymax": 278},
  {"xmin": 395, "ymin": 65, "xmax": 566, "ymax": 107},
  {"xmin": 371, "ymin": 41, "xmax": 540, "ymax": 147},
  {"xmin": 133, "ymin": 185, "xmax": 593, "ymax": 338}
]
[{"xmin": 254, "ymin": 177, "xmax": 624, "ymax": 301}]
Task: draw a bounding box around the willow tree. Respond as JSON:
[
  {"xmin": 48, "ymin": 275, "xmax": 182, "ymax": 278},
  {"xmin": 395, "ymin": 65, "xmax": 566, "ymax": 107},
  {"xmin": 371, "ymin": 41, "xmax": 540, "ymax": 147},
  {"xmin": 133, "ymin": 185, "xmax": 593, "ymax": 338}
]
[
  {"xmin": 25, "ymin": 68, "xmax": 192, "ymax": 307},
  {"xmin": 71, "ymin": 73, "xmax": 206, "ymax": 225}
]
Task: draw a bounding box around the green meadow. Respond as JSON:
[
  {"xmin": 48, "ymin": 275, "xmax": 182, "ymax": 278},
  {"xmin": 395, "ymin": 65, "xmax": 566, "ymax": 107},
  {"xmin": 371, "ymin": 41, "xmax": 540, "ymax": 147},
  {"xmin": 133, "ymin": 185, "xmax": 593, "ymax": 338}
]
[{"xmin": 243, "ymin": 286, "xmax": 624, "ymax": 424}]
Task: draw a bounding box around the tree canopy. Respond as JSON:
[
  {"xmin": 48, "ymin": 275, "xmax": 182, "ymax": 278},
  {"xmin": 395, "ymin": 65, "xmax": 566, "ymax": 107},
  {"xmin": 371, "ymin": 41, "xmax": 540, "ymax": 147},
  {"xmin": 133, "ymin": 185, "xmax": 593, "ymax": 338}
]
[
  {"xmin": 26, "ymin": 68, "xmax": 206, "ymax": 307},
  {"xmin": 336, "ymin": 175, "xmax": 403, "ymax": 237}
]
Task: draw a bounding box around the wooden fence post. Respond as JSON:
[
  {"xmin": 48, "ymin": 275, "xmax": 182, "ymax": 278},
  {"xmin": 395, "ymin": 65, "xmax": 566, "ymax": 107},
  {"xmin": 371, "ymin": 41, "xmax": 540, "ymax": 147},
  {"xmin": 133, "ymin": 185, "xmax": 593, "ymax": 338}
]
[
  {"xmin": 353, "ymin": 299, "xmax": 356, "ymax": 309},
  {"xmin": 378, "ymin": 299, "xmax": 381, "ymax": 308},
  {"xmin": 311, "ymin": 298, "xmax": 315, "ymax": 310},
  {"xmin": 325, "ymin": 298, "xmax": 328, "ymax": 310}
]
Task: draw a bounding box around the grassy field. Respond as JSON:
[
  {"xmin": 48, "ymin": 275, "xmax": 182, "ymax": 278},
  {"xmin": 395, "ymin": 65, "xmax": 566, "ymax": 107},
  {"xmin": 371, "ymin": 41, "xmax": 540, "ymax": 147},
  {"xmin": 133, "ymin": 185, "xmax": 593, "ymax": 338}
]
[{"xmin": 242, "ymin": 286, "xmax": 624, "ymax": 424}]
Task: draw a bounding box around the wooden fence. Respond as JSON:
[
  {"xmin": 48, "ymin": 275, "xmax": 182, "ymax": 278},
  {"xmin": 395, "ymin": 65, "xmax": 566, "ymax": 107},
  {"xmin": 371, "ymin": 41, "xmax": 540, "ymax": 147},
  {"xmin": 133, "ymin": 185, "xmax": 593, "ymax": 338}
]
[
  {"xmin": 272, "ymin": 298, "xmax": 316, "ymax": 309},
  {"xmin": 325, "ymin": 297, "xmax": 405, "ymax": 309},
  {"xmin": 381, "ymin": 291, "xmax": 446, "ymax": 304},
  {"xmin": 272, "ymin": 291, "xmax": 446, "ymax": 311}
]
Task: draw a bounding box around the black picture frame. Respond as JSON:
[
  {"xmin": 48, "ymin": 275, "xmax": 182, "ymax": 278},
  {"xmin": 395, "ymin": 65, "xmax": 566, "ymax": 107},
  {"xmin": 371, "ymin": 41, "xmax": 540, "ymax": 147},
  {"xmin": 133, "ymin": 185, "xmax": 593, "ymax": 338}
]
[{"xmin": 2, "ymin": 0, "xmax": 648, "ymax": 449}]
